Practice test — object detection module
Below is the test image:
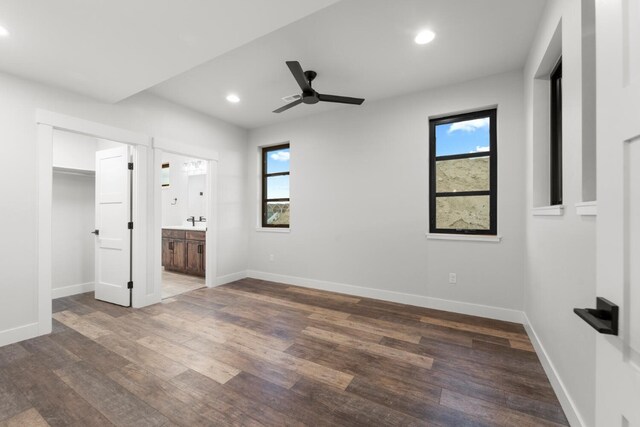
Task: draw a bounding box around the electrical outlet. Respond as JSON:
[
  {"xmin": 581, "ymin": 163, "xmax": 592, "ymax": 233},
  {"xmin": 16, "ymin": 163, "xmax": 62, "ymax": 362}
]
[
  {"xmin": 449, "ymin": 273, "xmax": 457, "ymax": 284},
  {"xmin": 269, "ymin": 254, "xmax": 275, "ymax": 262}
]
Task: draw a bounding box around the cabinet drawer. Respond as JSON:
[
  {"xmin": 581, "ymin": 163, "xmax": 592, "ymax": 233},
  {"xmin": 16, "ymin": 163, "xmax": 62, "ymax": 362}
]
[
  {"xmin": 186, "ymin": 231, "xmax": 206, "ymax": 241},
  {"xmin": 162, "ymin": 229, "xmax": 186, "ymax": 239}
]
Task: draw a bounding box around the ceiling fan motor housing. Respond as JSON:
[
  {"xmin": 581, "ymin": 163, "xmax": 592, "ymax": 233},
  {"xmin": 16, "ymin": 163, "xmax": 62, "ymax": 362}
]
[{"xmin": 302, "ymin": 91, "xmax": 319, "ymax": 104}]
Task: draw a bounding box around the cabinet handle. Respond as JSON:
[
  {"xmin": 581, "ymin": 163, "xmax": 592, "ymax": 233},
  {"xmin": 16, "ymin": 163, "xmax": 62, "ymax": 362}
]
[
  {"xmin": 198, "ymin": 244, "xmax": 202, "ymax": 254},
  {"xmin": 169, "ymin": 241, "xmax": 174, "ymax": 250}
]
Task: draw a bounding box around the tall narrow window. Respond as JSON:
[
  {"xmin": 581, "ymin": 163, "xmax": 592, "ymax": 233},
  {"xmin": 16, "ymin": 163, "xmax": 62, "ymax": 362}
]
[
  {"xmin": 262, "ymin": 143, "xmax": 290, "ymax": 228},
  {"xmin": 550, "ymin": 58, "xmax": 563, "ymax": 205},
  {"xmin": 429, "ymin": 109, "xmax": 497, "ymax": 235}
]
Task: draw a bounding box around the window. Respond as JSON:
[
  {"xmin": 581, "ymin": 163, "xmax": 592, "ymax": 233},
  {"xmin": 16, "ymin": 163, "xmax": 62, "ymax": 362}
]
[
  {"xmin": 550, "ymin": 58, "xmax": 563, "ymax": 205},
  {"xmin": 429, "ymin": 109, "xmax": 497, "ymax": 235},
  {"xmin": 262, "ymin": 143, "xmax": 290, "ymax": 228}
]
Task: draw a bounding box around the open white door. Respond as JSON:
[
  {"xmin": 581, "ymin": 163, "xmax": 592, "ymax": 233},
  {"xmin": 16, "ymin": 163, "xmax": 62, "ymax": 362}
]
[
  {"xmin": 592, "ymin": 0, "xmax": 640, "ymax": 424},
  {"xmin": 94, "ymin": 145, "xmax": 132, "ymax": 307}
]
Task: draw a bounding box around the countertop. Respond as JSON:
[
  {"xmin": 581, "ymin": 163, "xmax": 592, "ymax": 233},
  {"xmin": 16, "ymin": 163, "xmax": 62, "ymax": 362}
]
[{"xmin": 162, "ymin": 225, "xmax": 207, "ymax": 232}]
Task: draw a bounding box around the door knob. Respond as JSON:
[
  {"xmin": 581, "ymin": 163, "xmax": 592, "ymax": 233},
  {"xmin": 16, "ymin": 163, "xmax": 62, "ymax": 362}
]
[{"xmin": 90, "ymin": 229, "xmax": 99, "ymax": 235}]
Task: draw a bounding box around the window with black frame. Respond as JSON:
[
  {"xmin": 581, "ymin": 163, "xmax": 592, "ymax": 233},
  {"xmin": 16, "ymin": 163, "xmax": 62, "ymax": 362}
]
[
  {"xmin": 429, "ymin": 109, "xmax": 497, "ymax": 235},
  {"xmin": 550, "ymin": 58, "xmax": 562, "ymax": 206},
  {"xmin": 262, "ymin": 143, "xmax": 290, "ymax": 228}
]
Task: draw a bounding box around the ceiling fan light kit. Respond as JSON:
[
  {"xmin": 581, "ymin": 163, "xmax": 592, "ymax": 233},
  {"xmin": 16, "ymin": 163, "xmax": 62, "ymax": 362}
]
[{"xmin": 273, "ymin": 61, "xmax": 365, "ymax": 113}]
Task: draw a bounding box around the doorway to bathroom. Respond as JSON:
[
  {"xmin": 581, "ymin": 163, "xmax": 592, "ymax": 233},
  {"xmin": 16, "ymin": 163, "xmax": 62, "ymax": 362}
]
[
  {"xmin": 153, "ymin": 137, "xmax": 218, "ymax": 304},
  {"xmin": 160, "ymin": 152, "xmax": 208, "ymax": 299}
]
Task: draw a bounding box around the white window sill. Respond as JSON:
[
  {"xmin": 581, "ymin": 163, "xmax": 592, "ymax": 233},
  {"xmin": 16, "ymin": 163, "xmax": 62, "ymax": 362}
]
[
  {"xmin": 575, "ymin": 201, "xmax": 597, "ymax": 216},
  {"xmin": 256, "ymin": 227, "xmax": 290, "ymax": 233},
  {"xmin": 426, "ymin": 233, "xmax": 502, "ymax": 243},
  {"xmin": 531, "ymin": 205, "xmax": 564, "ymax": 216}
]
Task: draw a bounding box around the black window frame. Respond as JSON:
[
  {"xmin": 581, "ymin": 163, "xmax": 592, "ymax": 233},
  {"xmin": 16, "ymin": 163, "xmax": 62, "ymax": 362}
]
[
  {"xmin": 429, "ymin": 108, "xmax": 498, "ymax": 235},
  {"xmin": 550, "ymin": 58, "xmax": 563, "ymax": 206},
  {"xmin": 261, "ymin": 143, "xmax": 290, "ymax": 228}
]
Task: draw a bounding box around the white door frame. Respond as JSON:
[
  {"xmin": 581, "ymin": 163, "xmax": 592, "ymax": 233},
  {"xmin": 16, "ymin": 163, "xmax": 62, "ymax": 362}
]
[
  {"xmin": 36, "ymin": 110, "xmax": 152, "ymax": 335},
  {"xmin": 152, "ymin": 138, "xmax": 219, "ymax": 305}
]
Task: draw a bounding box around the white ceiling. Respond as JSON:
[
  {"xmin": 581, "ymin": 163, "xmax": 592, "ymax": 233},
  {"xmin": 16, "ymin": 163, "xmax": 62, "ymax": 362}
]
[
  {"xmin": 0, "ymin": 0, "xmax": 339, "ymax": 102},
  {"xmin": 149, "ymin": 0, "xmax": 547, "ymax": 129}
]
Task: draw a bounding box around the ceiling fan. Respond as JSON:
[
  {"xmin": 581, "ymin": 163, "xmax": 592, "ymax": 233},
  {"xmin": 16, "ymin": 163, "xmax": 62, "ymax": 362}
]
[{"xmin": 273, "ymin": 61, "xmax": 365, "ymax": 113}]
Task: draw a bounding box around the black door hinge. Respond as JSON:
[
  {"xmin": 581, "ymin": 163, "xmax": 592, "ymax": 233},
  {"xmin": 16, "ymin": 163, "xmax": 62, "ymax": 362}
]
[
  {"xmin": 128, "ymin": 162, "xmax": 134, "ymax": 170},
  {"xmin": 128, "ymin": 222, "xmax": 134, "ymax": 230},
  {"xmin": 127, "ymin": 281, "xmax": 133, "ymax": 289}
]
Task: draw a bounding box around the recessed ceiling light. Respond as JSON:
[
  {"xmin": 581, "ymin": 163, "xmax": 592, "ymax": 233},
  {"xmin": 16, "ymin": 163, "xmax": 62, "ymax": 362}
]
[
  {"xmin": 415, "ymin": 30, "xmax": 435, "ymax": 45},
  {"xmin": 0, "ymin": 25, "xmax": 10, "ymax": 37},
  {"xmin": 226, "ymin": 94, "xmax": 240, "ymax": 103}
]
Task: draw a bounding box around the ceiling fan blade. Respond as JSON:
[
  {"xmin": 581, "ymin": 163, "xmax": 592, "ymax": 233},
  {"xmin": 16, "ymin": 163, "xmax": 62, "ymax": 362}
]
[
  {"xmin": 273, "ymin": 98, "xmax": 303, "ymax": 113},
  {"xmin": 286, "ymin": 61, "xmax": 311, "ymax": 92},
  {"xmin": 318, "ymin": 94, "xmax": 365, "ymax": 105}
]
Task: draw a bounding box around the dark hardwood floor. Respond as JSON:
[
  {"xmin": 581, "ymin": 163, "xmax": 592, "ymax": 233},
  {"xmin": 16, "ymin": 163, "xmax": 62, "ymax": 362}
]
[{"xmin": 0, "ymin": 279, "xmax": 568, "ymax": 426}]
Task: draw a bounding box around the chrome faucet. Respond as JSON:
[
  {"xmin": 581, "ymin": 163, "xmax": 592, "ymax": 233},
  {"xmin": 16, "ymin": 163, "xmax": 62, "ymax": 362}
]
[
  {"xmin": 187, "ymin": 216, "xmax": 195, "ymax": 226},
  {"xmin": 198, "ymin": 216, "xmax": 206, "ymax": 222}
]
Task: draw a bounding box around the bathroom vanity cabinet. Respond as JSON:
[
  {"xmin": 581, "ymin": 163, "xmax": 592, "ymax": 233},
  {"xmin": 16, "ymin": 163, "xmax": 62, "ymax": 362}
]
[{"xmin": 162, "ymin": 229, "xmax": 206, "ymax": 277}]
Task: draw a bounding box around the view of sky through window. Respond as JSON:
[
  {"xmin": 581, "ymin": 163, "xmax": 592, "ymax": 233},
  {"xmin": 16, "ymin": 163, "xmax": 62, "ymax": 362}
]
[
  {"xmin": 435, "ymin": 117, "xmax": 490, "ymax": 156},
  {"xmin": 266, "ymin": 147, "xmax": 290, "ymax": 198}
]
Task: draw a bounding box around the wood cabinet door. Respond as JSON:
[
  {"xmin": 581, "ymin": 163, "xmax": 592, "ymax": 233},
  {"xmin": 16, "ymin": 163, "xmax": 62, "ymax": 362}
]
[
  {"xmin": 186, "ymin": 240, "xmax": 204, "ymax": 276},
  {"xmin": 172, "ymin": 239, "xmax": 187, "ymax": 271},
  {"xmin": 201, "ymin": 241, "xmax": 206, "ymax": 275},
  {"xmin": 162, "ymin": 238, "xmax": 172, "ymax": 268}
]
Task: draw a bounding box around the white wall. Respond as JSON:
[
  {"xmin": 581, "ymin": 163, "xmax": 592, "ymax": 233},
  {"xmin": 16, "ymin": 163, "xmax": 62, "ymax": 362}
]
[
  {"xmin": 524, "ymin": 1, "xmax": 596, "ymax": 426},
  {"xmin": 161, "ymin": 152, "xmax": 208, "ymax": 226},
  {"xmin": 188, "ymin": 174, "xmax": 207, "ymax": 220},
  {"xmin": 247, "ymin": 71, "xmax": 526, "ymax": 317},
  {"xmin": 0, "ymin": 70, "xmax": 248, "ymax": 343},
  {"xmin": 52, "ymin": 130, "xmax": 98, "ymax": 171},
  {"xmin": 51, "ymin": 171, "xmax": 95, "ymax": 296},
  {"xmin": 162, "ymin": 152, "xmax": 189, "ymax": 226}
]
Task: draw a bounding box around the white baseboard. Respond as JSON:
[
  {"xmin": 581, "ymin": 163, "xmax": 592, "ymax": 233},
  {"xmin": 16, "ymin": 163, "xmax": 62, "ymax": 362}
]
[
  {"xmin": 51, "ymin": 282, "xmax": 94, "ymax": 299},
  {"xmin": 216, "ymin": 271, "xmax": 248, "ymax": 286},
  {"xmin": 0, "ymin": 322, "xmax": 39, "ymax": 347},
  {"xmin": 523, "ymin": 313, "xmax": 585, "ymax": 427},
  {"xmin": 246, "ymin": 270, "xmax": 524, "ymax": 323}
]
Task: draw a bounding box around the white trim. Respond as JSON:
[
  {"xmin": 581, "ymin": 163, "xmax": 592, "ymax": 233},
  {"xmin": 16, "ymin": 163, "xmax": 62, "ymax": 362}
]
[
  {"xmin": 575, "ymin": 201, "xmax": 597, "ymax": 216},
  {"xmin": 153, "ymin": 137, "xmax": 219, "ymax": 162},
  {"xmin": 246, "ymin": 270, "xmax": 524, "ymax": 323},
  {"xmin": 216, "ymin": 271, "xmax": 248, "ymax": 286},
  {"xmin": 37, "ymin": 123, "xmax": 53, "ymax": 335},
  {"xmin": 0, "ymin": 323, "xmax": 39, "ymax": 348},
  {"xmin": 255, "ymin": 227, "xmax": 291, "ymax": 233},
  {"xmin": 532, "ymin": 205, "xmax": 565, "ymax": 216},
  {"xmin": 523, "ymin": 313, "xmax": 586, "ymax": 427},
  {"xmin": 36, "ymin": 109, "xmax": 151, "ymax": 147},
  {"xmin": 426, "ymin": 233, "xmax": 502, "ymax": 242},
  {"xmin": 51, "ymin": 282, "xmax": 95, "ymax": 299}
]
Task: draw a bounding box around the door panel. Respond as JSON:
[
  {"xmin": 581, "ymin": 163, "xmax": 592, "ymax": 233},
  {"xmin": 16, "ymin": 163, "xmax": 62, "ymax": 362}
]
[
  {"xmin": 186, "ymin": 240, "xmax": 203, "ymax": 276},
  {"xmin": 595, "ymin": 0, "xmax": 640, "ymax": 424},
  {"xmin": 172, "ymin": 239, "xmax": 186, "ymax": 271},
  {"xmin": 202, "ymin": 241, "xmax": 206, "ymax": 274},
  {"xmin": 94, "ymin": 145, "xmax": 131, "ymax": 307},
  {"xmin": 162, "ymin": 238, "xmax": 171, "ymax": 268},
  {"xmin": 627, "ymin": 139, "xmax": 640, "ymax": 359}
]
